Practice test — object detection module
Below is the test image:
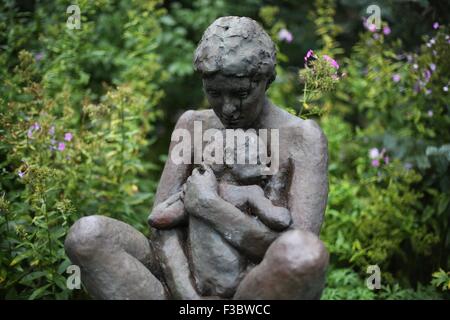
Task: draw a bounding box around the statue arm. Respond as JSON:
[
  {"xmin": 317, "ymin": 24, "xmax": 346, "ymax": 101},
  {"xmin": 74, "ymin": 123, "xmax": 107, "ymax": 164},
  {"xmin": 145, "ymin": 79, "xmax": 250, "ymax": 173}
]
[
  {"xmin": 286, "ymin": 120, "xmax": 328, "ymax": 235},
  {"xmin": 189, "ymin": 195, "xmax": 279, "ymax": 261},
  {"xmin": 218, "ymin": 183, "xmax": 292, "ymax": 231},
  {"xmin": 184, "ymin": 167, "xmax": 279, "ymax": 261},
  {"xmin": 148, "ymin": 110, "xmax": 194, "ymax": 228}
]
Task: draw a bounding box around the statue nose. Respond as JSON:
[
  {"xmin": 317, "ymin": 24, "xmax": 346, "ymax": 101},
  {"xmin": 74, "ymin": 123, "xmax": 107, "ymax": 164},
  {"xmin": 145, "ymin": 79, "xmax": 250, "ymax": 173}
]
[{"xmin": 223, "ymin": 100, "xmax": 238, "ymax": 118}]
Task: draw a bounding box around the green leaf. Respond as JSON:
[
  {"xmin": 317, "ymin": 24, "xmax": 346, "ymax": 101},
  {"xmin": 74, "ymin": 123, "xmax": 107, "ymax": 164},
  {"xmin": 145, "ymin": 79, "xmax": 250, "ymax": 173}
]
[{"xmin": 28, "ymin": 284, "xmax": 52, "ymax": 300}]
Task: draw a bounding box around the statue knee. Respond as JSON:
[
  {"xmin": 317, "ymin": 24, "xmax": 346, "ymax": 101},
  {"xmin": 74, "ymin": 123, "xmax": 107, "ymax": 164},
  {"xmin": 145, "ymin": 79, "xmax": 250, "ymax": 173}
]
[
  {"xmin": 65, "ymin": 215, "xmax": 110, "ymax": 263},
  {"xmin": 267, "ymin": 229, "xmax": 329, "ymax": 276}
]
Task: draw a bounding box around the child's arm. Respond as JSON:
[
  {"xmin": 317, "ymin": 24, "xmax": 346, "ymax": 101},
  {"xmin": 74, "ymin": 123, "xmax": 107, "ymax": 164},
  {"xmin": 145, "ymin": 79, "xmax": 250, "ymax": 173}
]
[{"xmin": 218, "ymin": 183, "xmax": 292, "ymax": 231}]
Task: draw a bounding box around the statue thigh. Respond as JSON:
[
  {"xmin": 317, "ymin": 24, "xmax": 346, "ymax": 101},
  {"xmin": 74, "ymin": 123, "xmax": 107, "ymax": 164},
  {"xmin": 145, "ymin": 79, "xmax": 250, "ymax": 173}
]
[
  {"xmin": 233, "ymin": 229, "xmax": 329, "ymax": 300},
  {"xmin": 65, "ymin": 215, "xmax": 167, "ymax": 300}
]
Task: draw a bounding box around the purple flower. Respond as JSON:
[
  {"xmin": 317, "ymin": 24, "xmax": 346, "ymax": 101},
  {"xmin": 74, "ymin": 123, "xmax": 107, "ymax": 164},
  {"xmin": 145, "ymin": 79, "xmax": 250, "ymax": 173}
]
[
  {"xmin": 35, "ymin": 52, "xmax": 44, "ymax": 62},
  {"xmin": 48, "ymin": 126, "xmax": 55, "ymax": 136},
  {"xmin": 278, "ymin": 29, "xmax": 293, "ymax": 43},
  {"xmin": 414, "ymin": 81, "xmax": 421, "ymax": 93},
  {"xmin": 58, "ymin": 142, "xmax": 65, "ymax": 151},
  {"xmin": 383, "ymin": 25, "xmax": 391, "ymax": 35},
  {"xmin": 49, "ymin": 139, "xmax": 57, "ymax": 151},
  {"xmin": 384, "ymin": 156, "xmax": 390, "ymax": 165},
  {"xmin": 428, "ymin": 110, "xmax": 434, "ymax": 117},
  {"xmin": 323, "ymin": 55, "xmax": 339, "ymax": 69},
  {"xmin": 369, "ymin": 148, "xmax": 380, "ymax": 159},
  {"xmin": 404, "ymin": 163, "xmax": 413, "ymax": 170},
  {"xmin": 443, "ymin": 86, "xmax": 448, "ymax": 92},
  {"xmin": 304, "ymin": 49, "xmax": 315, "ymax": 62},
  {"xmin": 425, "ymin": 89, "xmax": 432, "ymax": 95},
  {"xmin": 392, "ymin": 74, "xmax": 401, "ymax": 83},
  {"xmin": 429, "ymin": 63, "xmax": 436, "ymax": 72},
  {"xmin": 371, "ymin": 159, "xmax": 380, "ymax": 168},
  {"xmin": 423, "ymin": 69, "xmax": 432, "ymax": 82},
  {"xmin": 27, "ymin": 122, "xmax": 41, "ymax": 139},
  {"xmin": 433, "ymin": 22, "xmax": 439, "ymax": 30},
  {"xmin": 18, "ymin": 170, "xmax": 25, "ymax": 178},
  {"xmin": 64, "ymin": 132, "xmax": 73, "ymax": 142}
]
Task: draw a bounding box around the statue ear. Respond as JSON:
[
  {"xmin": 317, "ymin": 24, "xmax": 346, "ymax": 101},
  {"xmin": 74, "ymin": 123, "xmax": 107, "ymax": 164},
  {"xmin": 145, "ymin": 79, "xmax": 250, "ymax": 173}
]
[{"xmin": 265, "ymin": 70, "xmax": 277, "ymax": 91}]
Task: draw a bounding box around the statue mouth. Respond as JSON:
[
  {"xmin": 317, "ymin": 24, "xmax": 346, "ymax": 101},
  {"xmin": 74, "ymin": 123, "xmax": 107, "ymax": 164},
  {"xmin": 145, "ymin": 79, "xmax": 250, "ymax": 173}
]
[
  {"xmin": 224, "ymin": 121, "xmax": 241, "ymax": 129},
  {"xmin": 221, "ymin": 116, "xmax": 241, "ymax": 127}
]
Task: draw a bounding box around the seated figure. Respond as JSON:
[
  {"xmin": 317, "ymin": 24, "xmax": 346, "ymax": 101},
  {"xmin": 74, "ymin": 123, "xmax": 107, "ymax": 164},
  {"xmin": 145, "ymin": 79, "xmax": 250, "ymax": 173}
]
[{"xmin": 64, "ymin": 16, "xmax": 329, "ymax": 300}]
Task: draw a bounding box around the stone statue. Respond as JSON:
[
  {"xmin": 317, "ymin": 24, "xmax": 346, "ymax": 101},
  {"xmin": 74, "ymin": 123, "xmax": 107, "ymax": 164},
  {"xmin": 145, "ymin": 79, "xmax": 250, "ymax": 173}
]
[{"xmin": 65, "ymin": 16, "xmax": 329, "ymax": 300}]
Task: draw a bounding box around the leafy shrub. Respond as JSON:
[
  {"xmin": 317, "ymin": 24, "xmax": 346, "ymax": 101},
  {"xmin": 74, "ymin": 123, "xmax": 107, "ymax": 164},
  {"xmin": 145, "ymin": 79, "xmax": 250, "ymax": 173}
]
[{"xmin": 0, "ymin": 0, "xmax": 165, "ymax": 299}]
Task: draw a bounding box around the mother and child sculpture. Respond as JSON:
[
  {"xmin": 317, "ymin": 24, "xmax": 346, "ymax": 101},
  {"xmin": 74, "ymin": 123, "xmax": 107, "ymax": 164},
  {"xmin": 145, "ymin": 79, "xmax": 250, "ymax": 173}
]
[{"xmin": 65, "ymin": 16, "xmax": 329, "ymax": 300}]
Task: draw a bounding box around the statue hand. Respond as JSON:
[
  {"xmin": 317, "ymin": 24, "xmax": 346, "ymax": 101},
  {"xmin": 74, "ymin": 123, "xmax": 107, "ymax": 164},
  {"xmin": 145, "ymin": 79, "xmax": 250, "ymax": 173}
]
[
  {"xmin": 148, "ymin": 191, "xmax": 186, "ymax": 229},
  {"xmin": 184, "ymin": 164, "xmax": 219, "ymax": 215}
]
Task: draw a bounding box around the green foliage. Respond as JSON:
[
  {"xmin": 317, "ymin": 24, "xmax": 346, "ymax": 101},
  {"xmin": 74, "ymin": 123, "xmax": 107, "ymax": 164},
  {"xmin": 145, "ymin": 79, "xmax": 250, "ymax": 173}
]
[
  {"xmin": 1, "ymin": 0, "xmax": 165, "ymax": 299},
  {"xmin": 0, "ymin": 0, "xmax": 449, "ymax": 300},
  {"xmin": 305, "ymin": 0, "xmax": 449, "ymax": 300},
  {"xmin": 431, "ymin": 269, "xmax": 450, "ymax": 291}
]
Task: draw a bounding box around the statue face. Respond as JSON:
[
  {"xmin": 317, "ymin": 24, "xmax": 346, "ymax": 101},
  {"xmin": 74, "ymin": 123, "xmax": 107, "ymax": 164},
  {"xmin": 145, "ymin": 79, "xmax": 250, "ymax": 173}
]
[{"xmin": 203, "ymin": 74, "xmax": 267, "ymax": 129}]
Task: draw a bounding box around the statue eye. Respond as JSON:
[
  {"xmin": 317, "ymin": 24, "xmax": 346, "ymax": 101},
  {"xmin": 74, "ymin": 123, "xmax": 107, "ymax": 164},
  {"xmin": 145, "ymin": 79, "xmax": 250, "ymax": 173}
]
[
  {"xmin": 207, "ymin": 90, "xmax": 220, "ymax": 98},
  {"xmin": 237, "ymin": 90, "xmax": 249, "ymax": 99}
]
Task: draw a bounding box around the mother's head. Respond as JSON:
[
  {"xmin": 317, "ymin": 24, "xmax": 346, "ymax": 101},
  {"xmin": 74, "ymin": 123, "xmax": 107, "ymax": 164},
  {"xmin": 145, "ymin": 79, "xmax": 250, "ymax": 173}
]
[{"xmin": 194, "ymin": 16, "xmax": 276, "ymax": 128}]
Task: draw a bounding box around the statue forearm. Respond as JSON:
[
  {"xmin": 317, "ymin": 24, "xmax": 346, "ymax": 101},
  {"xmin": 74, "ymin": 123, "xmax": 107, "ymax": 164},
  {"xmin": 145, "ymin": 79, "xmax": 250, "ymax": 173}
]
[
  {"xmin": 191, "ymin": 196, "xmax": 279, "ymax": 261},
  {"xmin": 148, "ymin": 192, "xmax": 187, "ymax": 229}
]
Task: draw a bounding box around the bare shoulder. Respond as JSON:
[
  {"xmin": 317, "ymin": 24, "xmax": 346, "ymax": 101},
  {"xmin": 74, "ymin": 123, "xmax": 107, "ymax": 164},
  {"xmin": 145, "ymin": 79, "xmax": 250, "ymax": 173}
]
[
  {"xmin": 274, "ymin": 108, "xmax": 328, "ymax": 164},
  {"xmin": 174, "ymin": 109, "xmax": 219, "ymax": 130}
]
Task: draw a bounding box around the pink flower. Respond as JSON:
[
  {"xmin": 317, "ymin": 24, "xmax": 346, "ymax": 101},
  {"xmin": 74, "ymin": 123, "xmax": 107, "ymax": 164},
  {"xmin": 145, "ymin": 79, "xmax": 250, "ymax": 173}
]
[
  {"xmin": 392, "ymin": 74, "xmax": 401, "ymax": 83},
  {"xmin": 278, "ymin": 29, "xmax": 293, "ymax": 43},
  {"xmin": 433, "ymin": 22, "xmax": 439, "ymax": 30},
  {"xmin": 369, "ymin": 148, "xmax": 380, "ymax": 159},
  {"xmin": 371, "ymin": 159, "xmax": 380, "ymax": 168},
  {"xmin": 323, "ymin": 55, "xmax": 339, "ymax": 69},
  {"xmin": 58, "ymin": 142, "xmax": 65, "ymax": 151},
  {"xmin": 363, "ymin": 19, "xmax": 378, "ymax": 32},
  {"xmin": 64, "ymin": 132, "xmax": 73, "ymax": 142},
  {"xmin": 383, "ymin": 26, "xmax": 391, "ymax": 35},
  {"xmin": 304, "ymin": 49, "xmax": 315, "ymax": 62}
]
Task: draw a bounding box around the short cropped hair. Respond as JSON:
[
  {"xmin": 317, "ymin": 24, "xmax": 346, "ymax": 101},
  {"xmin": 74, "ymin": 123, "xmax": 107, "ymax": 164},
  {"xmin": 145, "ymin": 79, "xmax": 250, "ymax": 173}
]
[{"xmin": 193, "ymin": 16, "xmax": 277, "ymax": 85}]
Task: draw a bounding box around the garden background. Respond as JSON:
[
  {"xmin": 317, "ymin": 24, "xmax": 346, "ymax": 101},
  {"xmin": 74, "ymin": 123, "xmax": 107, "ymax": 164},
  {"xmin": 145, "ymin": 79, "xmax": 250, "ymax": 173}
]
[{"xmin": 0, "ymin": 0, "xmax": 449, "ymax": 299}]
